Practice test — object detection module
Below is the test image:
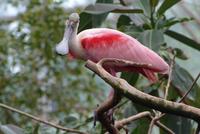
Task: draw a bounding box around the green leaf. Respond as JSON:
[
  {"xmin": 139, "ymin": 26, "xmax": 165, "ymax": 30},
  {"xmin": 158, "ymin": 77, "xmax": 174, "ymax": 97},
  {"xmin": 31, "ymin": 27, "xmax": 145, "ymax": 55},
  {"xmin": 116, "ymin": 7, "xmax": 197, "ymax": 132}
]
[
  {"xmin": 33, "ymin": 124, "xmax": 40, "ymax": 134},
  {"xmin": 96, "ymin": 0, "xmax": 113, "ymax": 3},
  {"xmin": 150, "ymin": 0, "xmax": 159, "ymax": 8},
  {"xmin": 118, "ymin": 25, "xmax": 144, "ymax": 38},
  {"xmin": 161, "ymin": 115, "xmax": 192, "ymax": 134},
  {"xmin": 79, "ymin": 0, "xmax": 114, "ymax": 31},
  {"xmin": 84, "ymin": 3, "xmax": 143, "ymax": 14},
  {"xmin": 157, "ymin": 17, "xmax": 193, "ymax": 29},
  {"xmin": 165, "ymin": 30, "xmax": 200, "ymax": 51},
  {"xmin": 163, "ymin": 18, "xmax": 193, "ymax": 28},
  {"xmin": 123, "ymin": 102, "xmax": 150, "ymax": 133},
  {"xmin": 78, "ymin": 13, "xmax": 105, "ymax": 31},
  {"xmin": 173, "ymin": 48, "xmax": 188, "ymax": 60},
  {"xmin": 0, "ymin": 125, "xmax": 24, "ymax": 134},
  {"xmin": 140, "ymin": 0, "xmax": 151, "ymax": 17},
  {"xmin": 121, "ymin": 73, "xmax": 139, "ymax": 86},
  {"xmin": 157, "ymin": 0, "xmax": 181, "ymax": 16},
  {"xmin": 137, "ymin": 30, "xmax": 165, "ymax": 51},
  {"xmin": 117, "ymin": 15, "xmax": 131, "ymax": 28}
]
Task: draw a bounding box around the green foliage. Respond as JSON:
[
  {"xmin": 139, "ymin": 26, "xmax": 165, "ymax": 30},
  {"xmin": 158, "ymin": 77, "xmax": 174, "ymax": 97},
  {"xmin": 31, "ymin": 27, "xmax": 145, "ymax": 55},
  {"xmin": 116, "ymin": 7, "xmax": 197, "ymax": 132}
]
[
  {"xmin": 157, "ymin": 0, "xmax": 181, "ymax": 16},
  {"xmin": 0, "ymin": 0, "xmax": 199, "ymax": 134},
  {"xmin": 165, "ymin": 30, "xmax": 200, "ymax": 51}
]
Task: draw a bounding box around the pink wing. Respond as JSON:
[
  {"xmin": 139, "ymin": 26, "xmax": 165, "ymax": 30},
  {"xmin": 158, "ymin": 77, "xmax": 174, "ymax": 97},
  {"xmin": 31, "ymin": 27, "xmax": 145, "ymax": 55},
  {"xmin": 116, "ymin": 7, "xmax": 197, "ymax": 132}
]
[{"xmin": 79, "ymin": 28, "xmax": 169, "ymax": 82}]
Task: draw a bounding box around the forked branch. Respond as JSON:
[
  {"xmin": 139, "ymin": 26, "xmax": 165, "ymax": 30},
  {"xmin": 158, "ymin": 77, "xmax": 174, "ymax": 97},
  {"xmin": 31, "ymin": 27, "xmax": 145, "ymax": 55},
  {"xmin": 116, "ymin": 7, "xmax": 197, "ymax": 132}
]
[{"xmin": 85, "ymin": 60, "xmax": 200, "ymax": 123}]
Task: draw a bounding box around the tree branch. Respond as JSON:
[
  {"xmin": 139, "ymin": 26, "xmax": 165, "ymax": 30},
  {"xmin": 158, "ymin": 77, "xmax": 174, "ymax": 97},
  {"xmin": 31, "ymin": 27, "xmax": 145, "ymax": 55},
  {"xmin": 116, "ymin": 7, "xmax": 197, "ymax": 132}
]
[
  {"xmin": 95, "ymin": 90, "xmax": 121, "ymax": 134},
  {"xmin": 0, "ymin": 103, "xmax": 88, "ymax": 134},
  {"xmin": 110, "ymin": 111, "xmax": 174, "ymax": 134},
  {"xmin": 85, "ymin": 60, "xmax": 200, "ymax": 122}
]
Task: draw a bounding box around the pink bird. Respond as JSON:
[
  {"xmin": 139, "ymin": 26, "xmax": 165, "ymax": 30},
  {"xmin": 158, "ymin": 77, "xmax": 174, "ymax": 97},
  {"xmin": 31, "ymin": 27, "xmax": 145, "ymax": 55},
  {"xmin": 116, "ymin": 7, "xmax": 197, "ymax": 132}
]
[{"xmin": 55, "ymin": 13, "xmax": 169, "ymax": 82}]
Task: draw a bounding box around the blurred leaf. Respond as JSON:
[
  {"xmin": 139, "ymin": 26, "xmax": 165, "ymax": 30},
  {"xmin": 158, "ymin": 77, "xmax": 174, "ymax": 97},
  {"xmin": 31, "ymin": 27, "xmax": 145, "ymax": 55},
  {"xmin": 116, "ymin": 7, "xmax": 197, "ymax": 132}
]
[
  {"xmin": 165, "ymin": 30, "xmax": 200, "ymax": 51},
  {"xmin": 96, "ymin": 0, "xmax": 113, "ymax": 3},
  {"xmin": 118, "ymin": 24, "xmax": 144, "ymax": 38},
  {"xmin": 33, "ymin": 124, "xmax": 40, "ymax": 134},
  {"xmin": 137, "ymin": 30, "xmax": 165, "ymax": 51},
  {"xmin": 171, "ymin": 63, "xmax": 200, "ymax": 104},
  {"xmin": 140, "ymin": 0, "xmax": 151, "ymax": 17},
  {"xmin": 80, "ymin": 0, "xmax": 114, "ymax": 31},
  {"xmin": 125, "ymin": 103, "xmax": 150, "ymax": 133},
  {"xmin": 0, "ymin": 125, "xmax": 24, "ymax": 134},
  {"xmin": 85, "ymin": 3, "xmax": 143, "ymax": 14},
  {"xmin": 173, "ymin": 48, "xmax": 188, "ymax": 60},
  {"xmin": 163, "ymin": 18, "xmax": 193, "ymax": 28},
  {"xmin": 150, "ymin": 0, "xmax": 159, "ymax": 8},
  {"xmin": 79, "ymin": 13, "xmax": 105, "ymax": 31},
  {"xmin": 121, "ymin": 73, "xmax": 139, "ymax": 86},
  {"xmin": 157, "ymin": 17, "xmax": 193, "ymax": 29},
  {"xmin": 157, "ymin": 0, "xmax": 181, "ymax": 16},
  {"xmin": 161, "ymin": 115, "xmax": 192, "ymax": 134},
  {"xmin": 117, "ymin": 15, "xmax": 131, "ymax": 28}
]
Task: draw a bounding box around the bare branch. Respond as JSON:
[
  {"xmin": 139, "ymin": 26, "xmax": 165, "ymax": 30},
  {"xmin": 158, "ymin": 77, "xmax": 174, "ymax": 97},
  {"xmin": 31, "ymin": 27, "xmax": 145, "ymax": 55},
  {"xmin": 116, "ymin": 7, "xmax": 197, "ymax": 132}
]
[
  {"xmin": 149, "ymin": 116, "xmax": 175, "ymax": 134},
  {"xmin": 112, "ymin": 111, "xmax": 174, "ymax": 134},
  {"xmin": 0, "ymin": 103, "xmax": 88, "ymax": 134},
  {"xmin": 164, "ymin": 55, "xmax": 175, "ymax": 99},
  {"xmin": 115, "ymin": 111, "xmax": 150, "ymax": 129},
  {"xmin": 148, "ymin": 118, "xmax": 156, "ymax": 134}
]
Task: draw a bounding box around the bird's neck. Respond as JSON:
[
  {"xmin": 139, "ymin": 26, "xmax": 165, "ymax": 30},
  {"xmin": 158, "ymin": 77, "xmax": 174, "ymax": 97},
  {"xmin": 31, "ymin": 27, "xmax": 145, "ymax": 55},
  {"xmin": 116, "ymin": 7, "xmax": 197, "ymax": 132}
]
[{"xmin": 69, "ymin": 32, "xmax": 86, "ymax": 60}]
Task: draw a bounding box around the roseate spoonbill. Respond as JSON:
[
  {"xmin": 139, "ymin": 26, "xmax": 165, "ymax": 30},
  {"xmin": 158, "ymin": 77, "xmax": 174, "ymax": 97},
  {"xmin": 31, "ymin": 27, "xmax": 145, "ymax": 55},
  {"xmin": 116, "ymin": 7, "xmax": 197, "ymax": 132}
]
[{"xmin": 55, "ymin": 13, "xmax": 169, "ymax": 82}]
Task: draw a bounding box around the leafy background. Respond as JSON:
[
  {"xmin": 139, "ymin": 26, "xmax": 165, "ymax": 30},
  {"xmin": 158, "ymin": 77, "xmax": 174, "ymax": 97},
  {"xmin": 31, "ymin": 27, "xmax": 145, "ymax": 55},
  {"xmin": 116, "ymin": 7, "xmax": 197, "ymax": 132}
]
[{"xmin": 0, "ymin": 0, "xmax": 200, "ymax": 134}]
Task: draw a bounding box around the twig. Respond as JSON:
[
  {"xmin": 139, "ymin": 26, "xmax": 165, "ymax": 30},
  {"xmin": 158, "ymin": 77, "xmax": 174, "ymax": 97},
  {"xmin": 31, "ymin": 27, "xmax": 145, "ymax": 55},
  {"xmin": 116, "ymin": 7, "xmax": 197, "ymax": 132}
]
[
  {"xmin": 164, "ymin": 55, "xmax": 175, "ymax": 100},
  {"xmin": 104, "ymin": 111, "xmax": 174, "ymax": 134},
  {"xmin": 179, "ymin": 72, "xmax": 200, "ymax": 103},
  {"xmin": 147, "ymin": 118, "xmax": 156, "ymax": 134},
  {"xmin": 154, "ymin": 72, "xmax": 200, "ymax": 125},
  {"xmin": 149, "ymin": 116, "xmax": 174, "ymax": 134},
  {"xmin": 0, "ymin": 103, "xmax": 88, "ymax": 134},
  {"xmin": 147, "ymin": 55, "xmax": 174, "ymax": 134},
  {"xmin": 115, "ymin": 111, "xmax": 151, "ymax": 129},
  {"xmin": 85, "ymin": 60, "xmax": 200, "ymax": 122}
]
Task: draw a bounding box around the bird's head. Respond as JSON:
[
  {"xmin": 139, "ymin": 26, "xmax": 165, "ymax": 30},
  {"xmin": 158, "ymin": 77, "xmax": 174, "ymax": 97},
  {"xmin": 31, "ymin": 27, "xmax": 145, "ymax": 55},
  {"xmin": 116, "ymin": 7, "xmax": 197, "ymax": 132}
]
[{"xmin": 55, "ymin": 13, "xmax": 80, "ymax": 55}]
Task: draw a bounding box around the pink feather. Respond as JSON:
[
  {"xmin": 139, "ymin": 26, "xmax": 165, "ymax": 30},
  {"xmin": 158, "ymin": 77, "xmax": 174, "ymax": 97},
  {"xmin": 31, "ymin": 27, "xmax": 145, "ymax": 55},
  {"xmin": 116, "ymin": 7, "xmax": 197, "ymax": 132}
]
[{"xmin": 76, "ymin": 28, "xmax": 169, "ymax": 82}]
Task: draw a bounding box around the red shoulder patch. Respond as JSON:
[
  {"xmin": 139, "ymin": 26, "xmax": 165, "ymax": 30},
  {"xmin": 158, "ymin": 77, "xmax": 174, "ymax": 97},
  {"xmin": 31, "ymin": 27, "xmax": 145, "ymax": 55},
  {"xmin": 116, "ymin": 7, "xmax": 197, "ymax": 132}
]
[{"xmin": 81, "ymin": 33, "xmax": 122, "ymax": 49}]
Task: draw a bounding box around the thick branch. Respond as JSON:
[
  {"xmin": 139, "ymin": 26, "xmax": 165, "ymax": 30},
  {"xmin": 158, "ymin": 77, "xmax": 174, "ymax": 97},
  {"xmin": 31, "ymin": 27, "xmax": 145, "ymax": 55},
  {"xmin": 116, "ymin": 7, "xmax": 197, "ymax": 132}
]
[
  {"xmin": 85, "ymin": 60, "xmax": 200, "ymax": 122},
  {"xmin": 95, "ymin": 90, "xmax": 121, "ymax": 134},
  {"xmin": 0, "ymin": 103, "xmax": 88, "ymax": 134}
]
